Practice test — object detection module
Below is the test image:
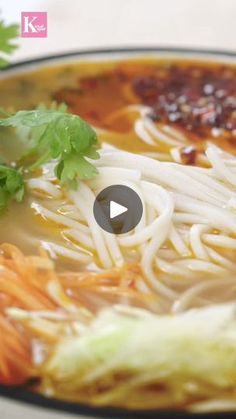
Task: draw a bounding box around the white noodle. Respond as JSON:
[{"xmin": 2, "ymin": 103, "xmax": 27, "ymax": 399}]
[
  {"xmin": 31, "ymin": 202, "xmax": 89, "ymax": 233},
  {"xmin": 190, "ymin": 399, "xmax": 236, "ymax": 413},
  {"xmin": 69, "ymin": 183, "xmax": 113, "ymax": 269},
  {"xmin": 170, "ymin": 147, "xmax": 182, "ymax": 163},
  {"xmin": 96, "ymin": 151, "xmax": 228, "ymax": 205},
  {"xmin": 173, "ymin": 277, "xmax": 236, "ymax": 313},
  {"xmin": 173, "ymin": 213, "xmax": 208, "ymax": 224},
  {"xmin": 140, "ymin": 182, "xmax": 176, "ymax": 299},
  {"xmin": 205, "ymin": 246, "xmax": 236, "ymax": 271},
  {"xmin": 63, "ymin": 229, "xmax": 94, "ymax": 250},
  {"xmin": 189, "ymin": 224, "xmax": 210, "ymax": 261},
  {"xmin": 206, "ymin": 145, "xmax": 236, "ymax": 187},
  {"xmin": 134, "ymin": 119, "xmax": 156, "ymax": 145},
  {"xmin": 174, "ymin": 259, "xmax": 226, "ymax": 274},
  {"xmin": 40, "ymin": 241, "xmax": 91, "ymax": 264},
  {"xmin": 203, "ymin": 234, "xmax": 236, "ymax": 249},
  {"xmin": 169, "ymin": 224, "xmax": 190, "ymax": 257},
  {"xmin": 144, "ymin": 118, "xmax": 181, "ymax": 146},
  {"xmin": 162, "ymin": 124, "xmax": 188, "ymax": 143},
  {"xmin": 27, "ymin": 179, "xmax": 62, "ymax": 198},
  {"xmin": 26, "ymin": 145, "xmax": 236, "ymax": 300}
]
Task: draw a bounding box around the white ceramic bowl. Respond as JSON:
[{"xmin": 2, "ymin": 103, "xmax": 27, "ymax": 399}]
[{"xmin": 0, "ymin": 47, "xmax": 236, "ymax": 419}]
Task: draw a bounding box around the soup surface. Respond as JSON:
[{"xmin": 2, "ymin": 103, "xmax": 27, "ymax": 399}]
[
  {"xmin": 0, "ymin": 56, "xmax": 236, "ymax": 412},
  {"xmin": 0, "ymin": 57, "xmax": 235, "ymax": 261},
  {"xmin": 0, "ymin": 58, "xmax": 235, "ymax": 152}
]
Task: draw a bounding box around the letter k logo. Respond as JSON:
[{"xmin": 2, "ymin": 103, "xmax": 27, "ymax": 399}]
[
  {"xmin": 21, "ymin": 12, "xmax": 47, "ymax": 38},
  {"xmin": 23, "ymin": 16, "xmax": 38, "ymax": 33}
]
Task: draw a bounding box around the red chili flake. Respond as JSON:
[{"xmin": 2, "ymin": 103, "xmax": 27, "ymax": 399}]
[
  {"xmin": 180, "ymin": 146, "xmax": 197, "ymax": 165},
  {"xmin": 132, "ymin": 64, "xmax": 236, "ymax": 138},
  {"xmin": 80, "ymin": 78, "xmax": 99, "ymax": 90}
]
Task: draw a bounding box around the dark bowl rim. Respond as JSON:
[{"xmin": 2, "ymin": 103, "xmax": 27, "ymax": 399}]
[
  {"xmin": 1, "ymin": 46, "xmax": 236, "ymax": 419},
  {"xmin": 1, "ymin": 45, "xmax": 236, "ymax": 71}
]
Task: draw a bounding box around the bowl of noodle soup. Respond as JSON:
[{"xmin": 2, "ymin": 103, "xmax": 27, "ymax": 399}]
[{"xmin": 0, "ymin": 47, "xmax": 236, "ymax": 418}]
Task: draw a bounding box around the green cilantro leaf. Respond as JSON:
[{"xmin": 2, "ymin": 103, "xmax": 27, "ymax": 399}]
[
  {"xmin": 0, "ymin": 109, "xmax": 100, "ymax": 187},
  {"xmin": 0, "ymin": 164, "xmax": 24, "ymax": 213},
  {"xmin": 0, "ymin": 20, "xmax": 19, "ymax": 68}
]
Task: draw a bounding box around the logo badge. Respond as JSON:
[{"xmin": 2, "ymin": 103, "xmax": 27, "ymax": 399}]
[{"xmin": 21, "ymin": 12, "xmax": 47, "ymax": 38}]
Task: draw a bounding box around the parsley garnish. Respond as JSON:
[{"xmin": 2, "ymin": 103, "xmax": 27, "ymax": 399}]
[
  {"xmin": 0, "ymin": 23, "xmax": 100, "ymax": 212},
  {"xmin": 0, "ymin": 164, "xmax": 24, "ymax": 212},
  {"xmin": 0, "ymin": 20, "xmax": 19, "ymax": 67},
  {"xmin": 0, "ymin": 109, "xmax": 100, "ymax": 189}
]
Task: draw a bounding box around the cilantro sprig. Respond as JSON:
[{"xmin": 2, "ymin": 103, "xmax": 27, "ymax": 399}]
[
  {"xmin": 0, "ymin": 109, "xmax": 100, "ymax": 202},
  {"xmin": 0, "ymin": 21, "xmax": 102, "ymax": 213},
  {"xmin": 0, "ymin": 20, "xmax": 19, "ymax": 67},
  {"xmin": 0, "ymin": 164, "xmax": 24, "ymax": 212},
  {"xmin": 0, "ymin": 17, "xmax": 99, "ymax": 211}
]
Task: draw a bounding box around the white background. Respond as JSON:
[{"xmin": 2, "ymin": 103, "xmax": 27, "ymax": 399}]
[{"xmin": 0, "ymin": 0, "xmax": 236, "ymax": 61}]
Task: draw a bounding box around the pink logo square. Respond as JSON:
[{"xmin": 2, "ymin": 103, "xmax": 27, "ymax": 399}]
[{"xmin": 21, "ymin": 12, "xmax": 47, "ymax": 38}]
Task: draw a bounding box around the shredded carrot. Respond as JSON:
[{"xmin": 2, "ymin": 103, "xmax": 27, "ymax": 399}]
[
  {"xmin": 0, "ymin": 244, "xmax": 60, "ymax": 384},
  {"xmin": 0, "ymin": 243, "xmax": 151, "ymax": 386}
]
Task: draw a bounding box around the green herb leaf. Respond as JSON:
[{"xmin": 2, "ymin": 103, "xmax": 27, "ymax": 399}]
[
  {"xmin": 0, "ymin": 165, "xmax": 24, "ymax": 212},
  {"xmin": 0, "ymin": 20, "xmax": 19, "ymax": 68},
  {"xmin": 0, "ymin": 109, "xmax": 99, "ymax": 187}
]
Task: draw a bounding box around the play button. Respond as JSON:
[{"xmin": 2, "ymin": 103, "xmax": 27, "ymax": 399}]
[
  {"xmin": 110, "ymin": 201, "xmax": 128, "ymax": 219},
  {"xmin": 93, "ymin": 185, "xmax": 143, "ymax": 234}
]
